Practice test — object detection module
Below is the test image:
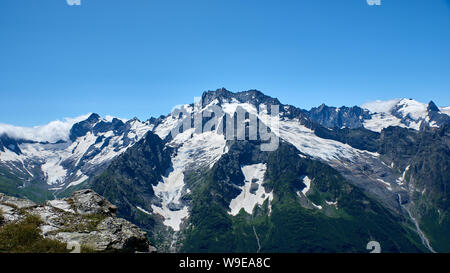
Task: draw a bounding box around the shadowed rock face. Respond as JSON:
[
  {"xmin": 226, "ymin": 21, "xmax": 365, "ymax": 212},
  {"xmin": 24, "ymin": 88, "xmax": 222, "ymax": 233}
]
[
  {"xmin": 307, "ymin": 104, "xmax": 371, "ymax": 129},
  {"xmin": 69, "ymin": 189, "xmax": 118, "ymax": 216},
  {"xmin": 69, "ymin": 113, "xmax": 101, "ymax": 142},
  {"xmin": 201, "ymin": 88, "xmax": 282, "ymax": 110},
  {"xmin": 0, "ymin": 134, "xmax": 23, "ymax": 155},
  {"xmin": 0, "ymin": 190, "xmax": 155, "ymax": 253}
]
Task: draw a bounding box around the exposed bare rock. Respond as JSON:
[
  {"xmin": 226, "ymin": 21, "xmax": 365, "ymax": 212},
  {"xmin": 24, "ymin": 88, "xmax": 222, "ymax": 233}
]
[
  {"xmin": 0, "ymin": 193, "xmax": 36, "ymax": 209},
  {"xmin": 52, "ymin": 217, "xmax": 153, "ymax": 252},
  {"xmin": 68, "ymin": 189, "xmax": 118, "ymax": 216},
  {"xmin": 0, "ymin": 190, "xmax": 154, "ymax": 253}
]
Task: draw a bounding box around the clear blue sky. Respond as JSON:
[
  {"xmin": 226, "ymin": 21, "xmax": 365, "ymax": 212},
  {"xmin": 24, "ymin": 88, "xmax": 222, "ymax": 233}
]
[{"xmin": 1, "ymin": 0, "xmax": 449, "ymax": 126}]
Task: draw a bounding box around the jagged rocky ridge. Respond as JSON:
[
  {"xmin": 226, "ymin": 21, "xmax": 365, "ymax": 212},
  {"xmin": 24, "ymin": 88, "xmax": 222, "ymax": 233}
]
[
  {"xmin": 306, "ymin": 98, "xmax": 450, "ymax": 131},
  {"xmin": 0, "ymin": 114, "xmax": 153, "ymax": 200},
  {"xmin": 0, "ymin": 88, "xmax": 449, "ymax": 253},
  {"xmin": 84, "ymin": 89, "xmax": 449, "ymax": 252},
  {"xmin": 0, "ymin": 189, "xmax": 155, "ymax": 252}
]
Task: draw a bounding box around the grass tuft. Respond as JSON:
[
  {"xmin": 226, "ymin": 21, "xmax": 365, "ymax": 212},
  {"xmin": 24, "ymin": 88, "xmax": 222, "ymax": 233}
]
[{"xmin": 0, "ymin": 215, "xmax": 69, "ymax": 253}]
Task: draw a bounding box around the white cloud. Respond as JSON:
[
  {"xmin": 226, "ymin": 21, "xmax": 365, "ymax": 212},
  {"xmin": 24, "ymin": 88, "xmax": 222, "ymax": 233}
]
[
  {"xmin": 361, "ymin": 99, "xmax": 401, "ymax": 113},
  {"xmin": 440, "ymin": 106, "xmax": 450, "ymax": 116},
  {"xmin": 0, "ymin": 114, "xmax": 92, "ymax": 143}
]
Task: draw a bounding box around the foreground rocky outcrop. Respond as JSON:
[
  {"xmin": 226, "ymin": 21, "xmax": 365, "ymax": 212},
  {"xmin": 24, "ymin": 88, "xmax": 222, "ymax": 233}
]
[{"xmin": 0, "ymin": 189, "xmax": 155, "ymax": 253}]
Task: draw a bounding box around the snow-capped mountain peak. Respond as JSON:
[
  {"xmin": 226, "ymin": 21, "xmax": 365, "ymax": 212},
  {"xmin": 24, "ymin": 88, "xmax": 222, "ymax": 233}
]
[
  {"xmin": 361, "ymin": 98, "xmax": 449, "ymax": 132},
  {"xmin": 361, "ymin": 98, "xmax": 432, "ymax": 118},
  {"xmin": 1, "ymin": 89, "xmax": 449, "ymax": 247},
  {"xmin": 201, "ymin": 88, "xmax": 282, "ymax": 109},
  {"xmin": 0, "ymin": 113, "xmax": 154, "ymax": 190},
  {"xmin": 394, "ymin": 98, "xmax": 429, "ymax": 120}
]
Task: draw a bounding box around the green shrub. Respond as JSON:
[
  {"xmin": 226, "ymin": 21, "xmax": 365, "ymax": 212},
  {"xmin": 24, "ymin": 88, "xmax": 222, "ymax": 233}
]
[
  {"xmin": 49, "ymin": 213, "xmax": 106, "ymax": 234},
  {"xmin": 0, "ymin": 215, "xmax": 69, "ymax": 253}
]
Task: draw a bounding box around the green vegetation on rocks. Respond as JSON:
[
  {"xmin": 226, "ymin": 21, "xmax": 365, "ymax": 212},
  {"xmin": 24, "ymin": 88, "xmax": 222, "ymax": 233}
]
[{"xmin": 0, "ymin": 214, "xmax": 69, "ymax": 253}]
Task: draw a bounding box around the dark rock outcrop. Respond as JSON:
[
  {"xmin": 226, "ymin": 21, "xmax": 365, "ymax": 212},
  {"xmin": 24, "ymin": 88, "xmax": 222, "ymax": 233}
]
[{"xmin": 0, "ymin": 190, "xmax": 155, "ymax": 253}]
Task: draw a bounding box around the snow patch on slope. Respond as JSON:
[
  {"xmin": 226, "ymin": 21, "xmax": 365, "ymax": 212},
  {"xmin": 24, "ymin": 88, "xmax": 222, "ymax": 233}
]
[
  {"xmin": 0, "ymin": 148, "xmax": 24, "ymax": 162},
  {"xmin": 276, "ymin": 119, "xmax": 377, "ymax": 161},
  {"xmin": 152, "ymin": 129, "xmax": 227, "ymax": 231},
  {"xmin": 222, "ymin": 102, "xmax": 258, "ymax": 117},
  {"xmin": 41, "ymin": 157, "xmax": 67, "ymax": 185},
  {"xmin": 66, "ymin": 174, "xmax": 89, "ymax": 188},
  {"xmin": 154, "ymin": 115, "xmax": 180, "ymax": 140},
  {"xmin": 396, "ymin": 165, "xmax": 410, "ymax": 186},
  {"xmin": 130, "ymin": 119, "xmax": 154, "ymax": 140},
  {"xmin": 301, "ymin": 176, "xmax": 312, "ymax": 195},
  {"xmin": 396, "ymin": 99, "xmax": 428, "ymax": 120},
  {"xmin": 363, "ymin": 113, "xmax": 405, "ymax": 132},
  {"xmin": 229, "ymin": 163, "xmax": 273, "ymax": 216},
  {"xmin": 151, "ymin": 204, "xmax": 188, "ymax": 232},
  {"xmin": 376, "ymin": 178, "xmax": 392, "ymax": 191},
  {"xmin": 296, "ymin": 176, "xmax": 323, "ymax": 209},
  {"xmin": 154, "ymin": 104, "xmax": 193, "ymax": 140},
  {"xmin": 136, "ymin": 206, "xmax": 152, "ymax": 215},
  {"xmin": 152, "ymin": 157, "xmax": 188, "ymax": 231},
  {"xmin": 325, "ymin": 200, "xmax": 338, "ymax": 208}
]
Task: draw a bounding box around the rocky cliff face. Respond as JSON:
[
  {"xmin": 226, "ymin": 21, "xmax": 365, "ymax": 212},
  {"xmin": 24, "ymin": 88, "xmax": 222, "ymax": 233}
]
[
  {"xmin": 0, "ymin": 189, "xmax": 155, "ymax": 253},
  {"xmin": 307, "ymin": 104, "xmax": 371, "ymax": 129}
]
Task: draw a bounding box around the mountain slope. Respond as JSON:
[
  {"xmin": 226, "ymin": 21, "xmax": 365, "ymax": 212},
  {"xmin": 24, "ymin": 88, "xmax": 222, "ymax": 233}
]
[
  {"xmin": 181, "ymin": 140, "xmax": 425, "ymax": 252},
  {"xmin": 88, "ymin": 131, "xmax": 173, "ymax": 240},
  {"xmin": 0, "ymin": 114, "xmax": 153, "ymax": 200},
  {"xmin": 378, "ymin": 125, "xmax": 450, "ymax": 252},
  {"xmin": 1, "ymin": 88, "xmax": 448, "ymax": 253},
  {"xmin": 79, "ymin": 88, "xmax": 448, "ymax": 252}
]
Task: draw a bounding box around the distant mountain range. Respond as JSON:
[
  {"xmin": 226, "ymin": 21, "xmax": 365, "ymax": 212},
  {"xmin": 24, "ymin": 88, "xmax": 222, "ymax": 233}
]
[{"xmin": 0, "ymin": 88, "xmax": 449, "ymax": 253}]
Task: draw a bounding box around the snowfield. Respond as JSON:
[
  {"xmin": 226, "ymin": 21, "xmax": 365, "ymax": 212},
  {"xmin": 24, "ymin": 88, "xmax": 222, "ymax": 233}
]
[
  {"xmin": 363, "ymin": 113, "xmax": 405, "ymax": 132},
  {"xmin": 151, "ymin": 127, "xmax": 227, "ymax": 231},
  {"xmin": 229, "ymin": 163, "xmax": 273, "ymax": 216},
  {"xmin": 276, "ymin": 119, "xmax": 379, "ymax": 162}
]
